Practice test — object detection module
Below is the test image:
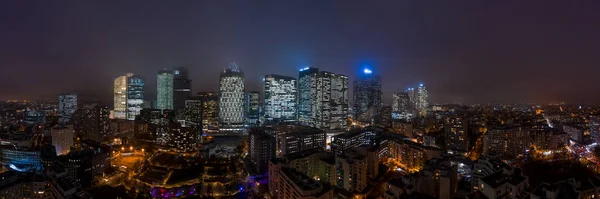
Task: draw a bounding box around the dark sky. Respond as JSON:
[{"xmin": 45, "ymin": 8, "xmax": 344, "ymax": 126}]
[{"xmin": 1, "ymin": 1, "xmax": 599, "ymax": 105}]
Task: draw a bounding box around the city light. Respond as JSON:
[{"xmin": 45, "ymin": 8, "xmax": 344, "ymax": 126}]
[{"xmin": 363, "ymin": 68, "xmax": 372, "ymax": 74}]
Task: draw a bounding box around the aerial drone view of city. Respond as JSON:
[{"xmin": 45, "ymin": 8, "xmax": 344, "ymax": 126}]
[{"xmin": 0, "ymin": 1, "xmax": 599, "ymax": 199}]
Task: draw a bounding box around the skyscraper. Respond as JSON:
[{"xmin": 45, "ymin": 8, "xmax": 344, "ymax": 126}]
[
  {"xmin": 245, "ymin": 92, "xmax": 260, "ymax": 126},
  {"xmin": 173, "ymin": 67, "xmax": 191, "ymax": 111},
  {"xmin": 353, "ymin": 68, "xmax": 382, "ymax": 123},
  {"xmin": 219, "ymin": 63, "xmax": 245, "ymax": 132},
  {"xmin": 58, "ymin": 93, "xmax": 77, "ymax": 124},
  {"xmin": 416, "ymin": 83, "xmax": 429, "ymax": 115},
  {"xmin": 263, "ymin": 74, "xmax": 297, "ymax": 122},
  {"xmin": 198, "ymin": 92, "xmax": 219, "ymax": 133},
  {"xmin": 126, "ymin": 74, "xmax": 144, "ymax": 120},
  {"xmin": 298, "ymin": 67, "xmax": 348, "ymax": 129},
  {"xmin": 113, "ymin": 74, "xmax": 128, "ymax": 119},
  {"xmin": 392, "ymin": 92, "xmax": 412, "ymax": 120},
  {"xmin": 157, "ymin": 69, "xmax": 174, "ymax": 110}
]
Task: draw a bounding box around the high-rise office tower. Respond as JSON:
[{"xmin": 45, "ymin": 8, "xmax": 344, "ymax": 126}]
[
  {"xmin": 173, "ymin": 67, "xmax": 191, "ymax": 111},
  {"xmin": 113, "ymin": 75, "xmax": 128, "ymax": 119},
  {"xmin": 218, "ymin": 63, "xmax": 245, "ymax": 132},
  {"xmin": 183, "ymin": 97, "xmax": 202, "ymax": 142},
  {"xmin": 298, "ymin": 67, "xmax": 348, "ymax": 129},
  {"xmin": 416, "ymin": 83, "xmax": 429, "ymax": 115},
  {"xmin": 51, "ymin": 125, "xmax": 74, "ymax": 156},
  {"xmin": 157, "ymin": 69, "xmax": 174, "ymax": 110},
  {"xmin": 58, "ymin": 93, "xmax": 77, "ymax": 124},
  {"xmin": 353, "ymin": 68, "xmax": 382, "ymax": 123},
  {"xmin": 113, "ymin": 73, "xmax": 144, "ymax": 120},
  {"xmin": 245, "ymin": 92, "xmax": 260, "ymax": 126},
  {"xmin": 392, "ymin": 92, "xmax": 413, "ymax": 120},
  {"xmin": 406, "ymin": 87, "xmax": 416, "ymax": 107},
  {"xmin": 198, "ymin": 92, "xmax": 219, "ymax": 133},
  {"xmin": 263, "ymin": 74, "xmax": 297, "ymax": 122},
  {"xmin": 126, "ymin": 74, "xmax": 144, "ymax": 120}
]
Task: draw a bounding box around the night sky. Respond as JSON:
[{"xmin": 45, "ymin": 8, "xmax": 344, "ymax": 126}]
[{"xmin": 1, "ymin": 1, "xmax": 599, "ymax": 105}]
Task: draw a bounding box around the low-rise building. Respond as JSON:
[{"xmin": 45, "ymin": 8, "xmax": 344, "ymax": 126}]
[
  {"xmin": 275, "ymin": 167, "xmax": 333, "ymax": 199},
  {"xmin": 478, "ymin": 167, "xmax": 528, "ymax": 199}
]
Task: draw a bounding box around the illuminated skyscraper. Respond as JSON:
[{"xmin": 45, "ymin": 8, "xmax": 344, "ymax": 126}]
[
  {"xmin": 113, "ymin": 75, "xmax": 128, "ymax": 119},
  {"xmin": 353, "ymin": 68, "xmax": 382, "ymax": 123},
  {"xmin": 392, "ymin": 92, "xmax": 412, "ymax": 120},
  {"xmin": 126, "ymin": 74, "xmax": 144, "ymax": 120},
  {"xmin": 58, "ymin": 93, "xmax": 77, "ymax": 124},
  {"xmin": 417, "ymin": 83, "xmax": 429, "ymax": 115},
  {"xmin": 264, "ymin": 74, "xmax": 297, "ymax": 122},
  {"xmin": 298, "ymin": 67, "xmax": 348, "ymax": 129},
  {"xmin": 245, "ymin": 92, "xmax": 260, "ymax": 126},
  {"xmin": 219, "ymin": 63, "xmax": 245, "ymax": 132},
  {"xmin": 198, "ymin": 92, "xmax": 219, "ymax": 133},
  {"xmin": 173, "ymin": 67, "xmax": 191, "ymax": 111},
  {"xmin": 157, "ymin": 69, "xmax": 174, "ymax": 110}
]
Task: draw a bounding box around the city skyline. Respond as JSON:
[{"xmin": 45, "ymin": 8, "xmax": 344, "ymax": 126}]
[{"xmin": 1, "ymin": 1, "xmax": 599, "ymax": 104}]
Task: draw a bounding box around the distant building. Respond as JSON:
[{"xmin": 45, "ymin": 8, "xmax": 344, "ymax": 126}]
[
  {"xmin": 531, "ymin": 128, "xmax": 569, "ymax": 151},
  {"xmin": 51, "ymin": 125, "xmax": 74, "ymax": 156},
  {"xmin": 388, "ymin": 139, "xmax": 443, "ymax": 172},
  {"xmin": 198, "ymin": 92, "xmax": 219, "ymax": 133},
  {"xmin": 298, "ymin": 67, "xmax": 349, "ymax": 130},
  {"xmin": 113, "ymin": 73, "xmax": 144, "ymax": 120},
  {"xmin": 272, "ymin": 124, "xmax": 326, "ymax": 157},
  {"xmin": 72, "ymin": 104, "xmax": 110, "ymax": 143},
  {"xmin": 392, "ymin": 92, "xmax": 413, "ymax": 120},
  {"xmin": 164, "ymin": 125, "xmax": 197, "ymax": 153},
  {"xmin": 219, "ymin": 63, "xmax": 245, "ymax": 132},
  {"xmin": 353, "ymin": 68, "xmax": 382, "ymax": 123},
  {"xmin": 375, "ymin": 106, "xmax": 392, "ymax": 128},
  {"xmin": 264, "ymin": 74, "xmax": 297, "ymax": 122},
  {"xmin": 563, "ymin": 124, "xmax": 590, "ymax": 144},
  {"xmin": 245, "ymin": 92, "xmax": 260, "ymax": 126},
  {"xmin": 173, "ymin": 67, "xmax": 191, "ymax": 111},
  {"xmin": 483, "ymin": 126, "xmax": 529, "ymax": 158},
  {"xmin": 58, "ymin": 94, "xmax": 77, "ymax": 124},
  {"xmin": 416, "ymin": 84, "xmax": 429, "ymax": 115},
  {"xmin": 157, "ymin": 69, "xmax": 174, "ymax": 110},
  {"xmin": 443, "ymin": 116, "xmax": 469, "ymax": 152},
  {"xmin": 248, "ymin": 128, "xmax": 276, "ymax": 173},
  {"xmin": 330, "ymin": 127, "xmax": 379, "ymax": 155}
]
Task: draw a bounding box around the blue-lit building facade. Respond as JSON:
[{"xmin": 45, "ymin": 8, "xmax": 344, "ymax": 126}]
[
  {"xmin": 0, "ymin": 146, "xmax": 42, "ymax": 172},
  {"xmin": 353, "ymin": 68, "xmax": 382, "ymax": 123},
  {"xmin": 127, "ymin": 74, "xmax": 145, "ymax": 120},
  {"xmin": 263, "ymin": 74, "xmax": 297, "ymax": 122}
]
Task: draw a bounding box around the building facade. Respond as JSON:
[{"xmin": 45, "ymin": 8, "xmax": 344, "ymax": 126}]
[
  {"xmin": 298, "ymin": 67, "xmax": 348, "ymax": 130},
  {"xmin": 157, "ymin": 69, "xmax": 174, "ymax": 110},
  {"xmin": 392, "ymin": 92, "xmax": 413, "ymax": 120},
  {"xmin": 218, "ymin": 63, "xmax": 245, "ymax": 132},
  {"xmin": 113, "ymin": 73, "xmax": 145, "ymax": 120},
  {"xmin": 353, "ymin": 68, "xmax": 382, "ymax": 123},
  {"xmin": 248, "ymin": 128, "xmax": 276, "ymax": 173},
  {"xmin": 245, "ymin": 92, "xmax": 260, "ymax": 126},
  {"xmin": 264, "ymin": 74, "xmax": 297, "ymax": 122},
  {"xmin": 198, "ymin": 92, "xmax": 219, "ymax": 133},
  {"xmin": 58, "ymin": 94, "xmax": 77, "ymax": 124},
  {"xmin": 173, "ymin": 67, "xmax": 191, "ymax": 111}
]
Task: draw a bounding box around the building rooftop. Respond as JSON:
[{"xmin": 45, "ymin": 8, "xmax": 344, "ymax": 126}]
[
  {"xmin": 281, "ymin": 167, "xmax": 321, "ymax": 192},
  {"xmin": 480, "ymin": 167, "xmax": 527, "ymax": 189}
]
